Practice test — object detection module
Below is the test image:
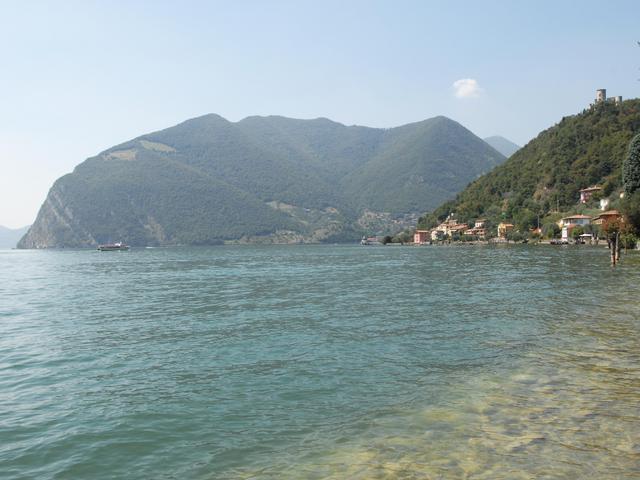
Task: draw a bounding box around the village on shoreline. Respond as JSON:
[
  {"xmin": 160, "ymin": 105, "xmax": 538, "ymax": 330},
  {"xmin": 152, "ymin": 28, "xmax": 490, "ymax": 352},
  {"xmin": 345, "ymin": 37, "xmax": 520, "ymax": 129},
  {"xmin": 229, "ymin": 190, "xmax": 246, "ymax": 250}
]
[{"xmin": 364, "ymin": 183, "xmax": 630, "ymax": 248}]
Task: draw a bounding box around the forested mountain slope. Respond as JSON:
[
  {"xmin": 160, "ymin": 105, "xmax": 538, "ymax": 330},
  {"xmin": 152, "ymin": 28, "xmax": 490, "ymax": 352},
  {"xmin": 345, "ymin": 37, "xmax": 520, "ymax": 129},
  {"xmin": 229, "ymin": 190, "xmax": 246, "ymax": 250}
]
[{"xmin": 20, "ymin": 114, "xmax": 505, "ymax": 248}]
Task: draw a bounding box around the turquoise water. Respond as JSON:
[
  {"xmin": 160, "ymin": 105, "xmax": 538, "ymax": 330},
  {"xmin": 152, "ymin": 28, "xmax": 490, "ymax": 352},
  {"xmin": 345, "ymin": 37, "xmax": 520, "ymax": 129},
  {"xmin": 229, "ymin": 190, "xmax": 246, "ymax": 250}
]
[{"xmin": 1, "ymin": 245, "xmax": 639, "ymax": 479}]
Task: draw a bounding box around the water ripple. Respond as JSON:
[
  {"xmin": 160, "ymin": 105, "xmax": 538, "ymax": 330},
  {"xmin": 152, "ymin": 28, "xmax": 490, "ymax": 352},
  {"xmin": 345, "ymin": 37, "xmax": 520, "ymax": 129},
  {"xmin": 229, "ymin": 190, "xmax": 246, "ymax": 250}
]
[{"xmin": 0, "ymin": 245, "xmax": 639, "ymax": 479}]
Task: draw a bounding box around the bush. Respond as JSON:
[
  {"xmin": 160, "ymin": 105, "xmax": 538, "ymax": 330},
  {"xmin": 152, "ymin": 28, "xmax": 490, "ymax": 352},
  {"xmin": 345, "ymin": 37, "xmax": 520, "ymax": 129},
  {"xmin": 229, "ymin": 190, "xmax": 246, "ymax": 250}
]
[
  {"xmin": 571, "ymin": 226, "xmax": 585, "ymax": 239},
  {"xmin": 620, "ymin": 233, "xmax": 637, "ymax": 250}
]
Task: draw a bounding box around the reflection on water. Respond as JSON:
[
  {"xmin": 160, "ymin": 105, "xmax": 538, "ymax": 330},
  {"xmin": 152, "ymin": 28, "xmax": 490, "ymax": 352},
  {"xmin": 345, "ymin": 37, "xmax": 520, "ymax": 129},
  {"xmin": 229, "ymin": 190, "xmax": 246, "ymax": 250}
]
[{"xmin": 0, "ymin": 245, "xmax": 639, "ymax": 479}]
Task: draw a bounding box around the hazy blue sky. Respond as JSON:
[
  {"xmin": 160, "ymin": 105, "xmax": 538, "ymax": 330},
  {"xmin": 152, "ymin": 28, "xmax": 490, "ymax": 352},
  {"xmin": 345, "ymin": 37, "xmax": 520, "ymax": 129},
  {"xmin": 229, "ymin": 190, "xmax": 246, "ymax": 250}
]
[{"xmin": 1, "ymin": 0, "xmax": 639, "ymax": 228}]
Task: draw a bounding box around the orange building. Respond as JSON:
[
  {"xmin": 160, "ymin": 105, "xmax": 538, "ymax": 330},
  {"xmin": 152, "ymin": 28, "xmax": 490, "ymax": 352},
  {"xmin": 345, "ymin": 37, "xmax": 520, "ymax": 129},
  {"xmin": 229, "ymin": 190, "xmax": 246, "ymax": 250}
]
[{"xmin": 591, "ymin": 210, "xmax": 622, "ymax": 225}]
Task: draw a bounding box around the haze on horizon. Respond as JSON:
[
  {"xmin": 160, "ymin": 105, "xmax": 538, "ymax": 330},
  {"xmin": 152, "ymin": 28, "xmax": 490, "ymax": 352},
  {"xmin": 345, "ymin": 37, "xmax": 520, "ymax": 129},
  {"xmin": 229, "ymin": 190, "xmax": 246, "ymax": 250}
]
[{"xmin": 1, "ymin": 0, "xmax": 638, "ymax": 228}]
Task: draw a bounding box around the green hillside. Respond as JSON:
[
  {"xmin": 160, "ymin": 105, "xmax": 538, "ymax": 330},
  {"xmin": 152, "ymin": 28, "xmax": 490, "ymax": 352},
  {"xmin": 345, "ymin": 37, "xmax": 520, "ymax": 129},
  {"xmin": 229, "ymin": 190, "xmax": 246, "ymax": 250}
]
[
  {"xmin": 419, "ymin": 99, "xmax": 640, "ymax": 231},
  {"xmin": 343, "ymin": 117, "xmax": 505, "ymax": 213},
  {"xmin": 19, "ymin": 114, "xmax": 505, "ymax": 248}
]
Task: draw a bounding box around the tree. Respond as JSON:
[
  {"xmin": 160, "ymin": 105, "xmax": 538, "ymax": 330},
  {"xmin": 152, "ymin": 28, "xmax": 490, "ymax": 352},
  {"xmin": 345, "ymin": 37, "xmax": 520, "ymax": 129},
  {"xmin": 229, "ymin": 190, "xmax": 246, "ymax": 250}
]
[
  {"xmin": 542, "ymin": 222, "xmax": 560, "ymax": 239},
  {"xmin": 622, "ymin": 134, "xmax": 640, "ymax": 195},
  {"xmin": 571, "ymin": 225, "xmax": 585, "ymax": 240},
  {"xmin": 506, "ymin": 230, "xmax": 524, "ymax": 242},
  {"xmin": 620, "ymin": 233, "xmax": 637, "ymax": 250},
  {"xmin": 621, "ymin": 190, "xmax": 640, "ymax": 234},
  {"xmin": 393, "ymin": 230, "xmax": 413, "ymax": 244},
  {"xmin": 514, "ymin": 208, "xmax": 538, "ymax": 231}
]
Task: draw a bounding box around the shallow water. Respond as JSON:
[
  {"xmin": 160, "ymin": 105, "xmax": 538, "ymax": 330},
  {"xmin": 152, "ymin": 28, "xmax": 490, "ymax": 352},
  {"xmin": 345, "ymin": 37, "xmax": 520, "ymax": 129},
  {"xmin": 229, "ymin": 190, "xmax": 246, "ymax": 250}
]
[{"xmin": 1, "ymin": 245, "xmax": 639, "ymax": 479}]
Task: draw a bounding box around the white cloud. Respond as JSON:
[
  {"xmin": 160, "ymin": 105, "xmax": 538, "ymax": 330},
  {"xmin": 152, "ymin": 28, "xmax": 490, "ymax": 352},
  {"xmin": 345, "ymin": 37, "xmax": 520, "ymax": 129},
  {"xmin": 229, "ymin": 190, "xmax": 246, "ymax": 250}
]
[{"xmin": 452, "ymin": 78, "xmax": 483, "ymax": 99}]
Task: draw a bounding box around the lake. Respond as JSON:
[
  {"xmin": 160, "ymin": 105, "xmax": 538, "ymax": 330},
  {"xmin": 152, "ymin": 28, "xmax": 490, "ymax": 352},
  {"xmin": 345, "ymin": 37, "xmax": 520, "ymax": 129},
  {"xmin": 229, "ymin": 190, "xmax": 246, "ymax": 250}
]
[{"xmin": 1, "ymin": 244, "xmax": 639, "ymax": 479}]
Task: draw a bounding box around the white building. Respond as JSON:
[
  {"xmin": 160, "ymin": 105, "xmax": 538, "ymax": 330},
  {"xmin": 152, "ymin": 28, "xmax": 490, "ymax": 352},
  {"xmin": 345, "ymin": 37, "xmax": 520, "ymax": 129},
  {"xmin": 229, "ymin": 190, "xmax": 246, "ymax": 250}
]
[{"xmin": 560, "ymin": 215, "xmax": 591, "ymax": 240}]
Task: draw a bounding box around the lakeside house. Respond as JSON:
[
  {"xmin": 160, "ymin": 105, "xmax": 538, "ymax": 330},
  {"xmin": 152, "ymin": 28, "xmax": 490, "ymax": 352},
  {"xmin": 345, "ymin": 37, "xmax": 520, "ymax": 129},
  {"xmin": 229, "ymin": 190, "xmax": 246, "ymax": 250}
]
[
  {"xmin": 464, "ymin": 218, "xmax": 487, "ymax": 239},
  {"xmin": 433, "ymin": 214, "xmax": 468, "ymax": 237},
  {"xmin": 413, "ymin": 229, "xmax": 430, "ymax": 244},
  {"xmin": 449, "ymin": 224, "xmax": 468, "ymax": 236},
  {"xmin": 579, "ymin": 186, "xmax": 602, "ymax": 204},
  {"xmin": 591, "ymin": 210, "xmax": 622, "ymax": 226},
  {"xmin": 559, "ymin": 214, "xmax": 591, "ymax": 241},
  {"xmin": 497, "ymin": 222, "xmax": 514, "ymax": 239},
  {"xmin": 431, "ymin": 230, "xmax": 444, "ymax": 241},
  {"xmin": 414, "ymin": 215, "xmax": 487, "ymax": 243},
  {"xmin": 559, "ymin": 215, "xmax": 591, "ymax": 227}
]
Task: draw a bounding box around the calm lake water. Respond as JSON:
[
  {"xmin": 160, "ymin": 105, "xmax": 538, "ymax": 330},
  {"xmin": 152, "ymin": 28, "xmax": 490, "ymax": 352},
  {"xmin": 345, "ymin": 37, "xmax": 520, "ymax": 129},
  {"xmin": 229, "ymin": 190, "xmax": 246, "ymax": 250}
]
[{"xmin": 1, "ymin": 245, "xmax": 639, "ymax": 479}]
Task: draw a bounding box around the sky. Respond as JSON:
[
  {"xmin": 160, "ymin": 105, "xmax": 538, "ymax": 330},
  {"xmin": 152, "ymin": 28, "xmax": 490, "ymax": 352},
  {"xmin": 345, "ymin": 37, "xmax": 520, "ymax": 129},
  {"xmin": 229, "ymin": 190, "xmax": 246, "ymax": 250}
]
[{"xmin": 1, "ymin": 0, "xmax": 639, "ymax": 228}]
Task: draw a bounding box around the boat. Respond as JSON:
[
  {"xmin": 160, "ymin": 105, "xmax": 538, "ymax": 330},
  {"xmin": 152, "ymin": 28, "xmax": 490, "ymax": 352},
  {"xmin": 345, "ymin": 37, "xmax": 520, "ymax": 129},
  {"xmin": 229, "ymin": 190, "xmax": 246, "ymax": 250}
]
[{"xmin": 97, "ymin": 242, "xmax": 129, "ymax": 251}]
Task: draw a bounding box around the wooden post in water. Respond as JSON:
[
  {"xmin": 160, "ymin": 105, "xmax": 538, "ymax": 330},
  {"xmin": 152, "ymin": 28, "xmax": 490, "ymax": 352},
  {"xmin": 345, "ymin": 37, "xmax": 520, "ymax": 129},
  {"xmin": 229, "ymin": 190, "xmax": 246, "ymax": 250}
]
[
  {"xmin": 611, "ymin": 234, "xmax": 616, "ymax": 266},
  {"xmin": 610, "ymin": 232, "xmax": 622, "ymax": 266},
  {"xmin": 604, "ymin": 218, "xmax": 623, "ymax": 267}
]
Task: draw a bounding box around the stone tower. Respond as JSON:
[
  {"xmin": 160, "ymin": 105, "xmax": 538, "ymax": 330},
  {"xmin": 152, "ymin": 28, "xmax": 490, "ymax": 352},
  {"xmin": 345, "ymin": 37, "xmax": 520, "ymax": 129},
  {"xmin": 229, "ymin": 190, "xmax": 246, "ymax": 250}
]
[{"xmin": 595, "ymin": 89, "xmax": 606, "ymax": 103}]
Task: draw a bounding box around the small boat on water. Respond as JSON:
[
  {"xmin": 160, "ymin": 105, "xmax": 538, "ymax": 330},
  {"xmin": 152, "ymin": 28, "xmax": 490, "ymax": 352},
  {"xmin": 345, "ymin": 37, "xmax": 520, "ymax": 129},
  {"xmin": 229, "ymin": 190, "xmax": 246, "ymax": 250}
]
[{"xmin": 97, "ymin": 242, "xmax": 129, "ymax": 251}]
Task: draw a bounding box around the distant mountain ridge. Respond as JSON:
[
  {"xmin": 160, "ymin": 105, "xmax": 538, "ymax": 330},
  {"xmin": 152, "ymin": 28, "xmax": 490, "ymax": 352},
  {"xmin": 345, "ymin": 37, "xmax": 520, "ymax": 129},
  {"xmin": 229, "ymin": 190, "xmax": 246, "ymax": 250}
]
[
  {"xmin": 483, "ymin": 136, "xmax": 520, "ymax": 157},
  {"xmin": 19, "ymin": 114, "xmax": 505, "ymax": 248},
  {"xmin": 0, "ymin": 225, "xmax": 30, "ymax": 249}
]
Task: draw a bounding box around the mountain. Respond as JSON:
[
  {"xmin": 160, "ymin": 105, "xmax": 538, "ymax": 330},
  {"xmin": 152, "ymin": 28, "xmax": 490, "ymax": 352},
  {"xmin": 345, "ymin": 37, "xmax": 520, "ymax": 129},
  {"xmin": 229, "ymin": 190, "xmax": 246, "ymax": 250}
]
[
  {"xmin": 19, "ymin": 114, "xmax": 505, "ymax": 248},
  {"xmin": 343, "ymin": 117, "xmax": 505, "ymax": 213},
  {"xmin": 420, "ymin": 99, "xmax": 640, "ymax": 231},
  {"xmin": 0, "ymin": 225, "xmax": 30, "ymax": 249},
  {"xmin": 483, "ymin": 136, "xmax": 520, "ymax": 157}
]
